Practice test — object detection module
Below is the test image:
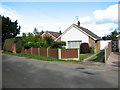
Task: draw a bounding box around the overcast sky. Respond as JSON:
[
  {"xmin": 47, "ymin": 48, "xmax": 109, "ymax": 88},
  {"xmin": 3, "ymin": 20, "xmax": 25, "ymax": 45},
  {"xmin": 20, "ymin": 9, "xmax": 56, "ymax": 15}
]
[{"xmin": 0, "ymin": 1, "xmax": 119, "ymax": 37}]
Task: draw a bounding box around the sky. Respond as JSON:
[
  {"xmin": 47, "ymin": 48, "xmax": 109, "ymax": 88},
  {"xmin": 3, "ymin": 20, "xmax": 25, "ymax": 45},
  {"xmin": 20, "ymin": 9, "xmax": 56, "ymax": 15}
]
[{"xmin": 0, "ymin": 1, "xmax": 119, "ymax": 37}]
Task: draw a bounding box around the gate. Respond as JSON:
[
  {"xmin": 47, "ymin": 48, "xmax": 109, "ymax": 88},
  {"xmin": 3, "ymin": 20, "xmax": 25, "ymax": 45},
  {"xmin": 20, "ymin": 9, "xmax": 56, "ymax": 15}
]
[{"xmin": 112, "ymin": 41, "xmax": 118, "ymax": 52}]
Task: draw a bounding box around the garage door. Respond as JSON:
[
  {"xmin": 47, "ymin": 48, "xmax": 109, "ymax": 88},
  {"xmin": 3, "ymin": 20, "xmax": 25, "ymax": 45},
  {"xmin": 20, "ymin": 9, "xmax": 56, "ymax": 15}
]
[{"xmin": 68, "ymin": 41, "xmax": 82, "ymax": 49}]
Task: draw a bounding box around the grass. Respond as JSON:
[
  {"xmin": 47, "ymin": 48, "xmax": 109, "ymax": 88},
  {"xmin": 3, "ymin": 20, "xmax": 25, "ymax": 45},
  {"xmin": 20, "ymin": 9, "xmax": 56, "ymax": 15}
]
[
  {"xmin": 2, "ymin": 51, "xmax": 81, "ymax": 63},
  {"xmin": 79, "ymin": 53, "xmax": 92, "ymax": 61},
  {"xmin": 90, "ymin": 51, "xmax": 105, "ymax": 62}
]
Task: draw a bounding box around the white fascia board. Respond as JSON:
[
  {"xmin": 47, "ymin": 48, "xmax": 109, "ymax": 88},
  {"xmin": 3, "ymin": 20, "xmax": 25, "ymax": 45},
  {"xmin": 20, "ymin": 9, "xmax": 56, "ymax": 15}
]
[{"xmin": 55, "ymin": 24, "xmax": 74, "ymax": 41}]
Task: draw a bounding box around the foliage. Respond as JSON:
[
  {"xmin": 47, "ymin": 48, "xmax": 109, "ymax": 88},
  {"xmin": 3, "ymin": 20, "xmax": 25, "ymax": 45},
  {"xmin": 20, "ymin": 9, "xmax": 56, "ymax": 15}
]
[
  {"xmin": 3, "ymin": 38, "xmax": 14, "ymax": 52},
  {"xmin": 80, "ymin": 43, "xmax": 89, "ymax": 53},
  {"xmin": 2, "ymin": 16, "xmax": 21, "ymax": 48},
  {"xmin": 90, "ymin": 51, "xmax": 105, "ymax": 63},
  {"xmin": 24, "ymin": 42, "xmax": 42, "ymax": 49},
  {"xmin": 89, "ymin": 46, "xmax": 94, "ymax": 54},
  {"xmin": 102, "ymin": 30, "xmax": 120, "ymax": 41},
  {"xmin": 79, "ymin": 53, "xmax": 91, "ymax": 61},
  {"xmin": 50, "ymin": 41, "xmax": 66, "ymax": 49}
]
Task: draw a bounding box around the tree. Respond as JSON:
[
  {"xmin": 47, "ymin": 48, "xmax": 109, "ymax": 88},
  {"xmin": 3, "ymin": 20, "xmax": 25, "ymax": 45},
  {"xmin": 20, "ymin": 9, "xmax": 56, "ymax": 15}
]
[
  {"xmin": 33, "ymin": 27, "xmax": 38, "ymax": 35},
  {"xmin": 2, "ymin": 16, "xmax": 21, "ymax": 47},
  {"xmin": 102, "ymin": 30, "xmax": 119, "ymax": 41}
]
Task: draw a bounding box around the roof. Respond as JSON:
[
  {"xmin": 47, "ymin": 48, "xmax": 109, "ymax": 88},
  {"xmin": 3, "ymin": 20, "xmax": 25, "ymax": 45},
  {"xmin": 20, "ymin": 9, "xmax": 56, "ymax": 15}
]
[
  {"xmin": 46, "ymin": 31, "xmax": 62, "ymax": 38},
  {"xmin": 73, "ymin": 24, "xmax": 101, "ymax": 40},
  {"xmin": 55, "ymin": 24, "xmax": 101, "ymax": 41}
]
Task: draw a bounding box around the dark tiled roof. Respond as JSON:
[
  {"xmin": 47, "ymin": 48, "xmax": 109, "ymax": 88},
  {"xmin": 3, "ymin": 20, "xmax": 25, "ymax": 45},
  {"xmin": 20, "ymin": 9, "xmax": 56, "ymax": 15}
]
[
  {"xmin": 73, "ymin": 24, "xmax": 101, "ymax": 40},
  {"xmin": 46, "ymin": 31, "xmax": 62, "ymax": 38}
]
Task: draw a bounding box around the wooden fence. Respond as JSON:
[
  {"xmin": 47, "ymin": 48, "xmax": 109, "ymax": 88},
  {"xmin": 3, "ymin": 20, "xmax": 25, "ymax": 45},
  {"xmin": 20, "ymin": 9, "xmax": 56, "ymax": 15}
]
[
  {"xmin": 21, "ymin": 47, "xmax": 79, "ymax": 60},
  {"xmin": 105, "ymin": 41, "xmax": 112, "ymax": 62}
]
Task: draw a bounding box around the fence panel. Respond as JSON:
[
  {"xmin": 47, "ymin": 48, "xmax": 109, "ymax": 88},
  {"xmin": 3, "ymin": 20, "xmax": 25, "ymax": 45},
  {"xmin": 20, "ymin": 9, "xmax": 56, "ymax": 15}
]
[
  {"xmin": 26, "ymin": 48, "xmax": 31, "ymax": 55},
  {"xmin": 32, "ymin": 48, "xmax": 38, "ymax": 56},
  {"xmin": 48, "ymin": 48, "xmax": 58, "ymax": 58},
  {"xmin": 39, "ymin": 48, "xmax": 47, "ymax": 57},
  {"xmin": 21, "ymin": 47, "xmax": 25, "ymax": 53},
  {"xmin": 61, "ymin": 49, "xmax": 78, "ymax": 59}
]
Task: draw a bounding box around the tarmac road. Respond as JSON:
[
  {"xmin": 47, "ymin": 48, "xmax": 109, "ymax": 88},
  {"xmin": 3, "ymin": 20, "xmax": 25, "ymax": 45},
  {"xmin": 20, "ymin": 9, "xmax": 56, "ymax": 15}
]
[{"xmin": 2, "ymin": 54, "xmax": 118, "ymax": 88}]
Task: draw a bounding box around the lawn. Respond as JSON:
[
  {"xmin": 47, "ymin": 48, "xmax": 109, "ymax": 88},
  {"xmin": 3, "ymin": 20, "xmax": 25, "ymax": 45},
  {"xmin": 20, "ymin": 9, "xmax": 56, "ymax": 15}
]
[
  {"xmin": 90, "ymin": 51, "xmax": 105, "ymax": 63},
  {"xmin": 2, "ymin": 51, "xmax": 81, "ymax": 63},
  {"xmin": 79, "ymin": 53, "xmax": 92, "ymax": 61}
]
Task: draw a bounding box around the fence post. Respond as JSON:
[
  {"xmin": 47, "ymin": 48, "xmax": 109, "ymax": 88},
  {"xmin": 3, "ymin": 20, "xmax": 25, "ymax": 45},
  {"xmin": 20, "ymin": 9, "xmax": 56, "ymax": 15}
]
[
  {"xmin": 47, "ymin": 48, "xmax": 49, "ymax": 57},
  {"xmin": 31, "ymin": 47, "xmax": 32, "ymax": 55},
  {"xmin": 58, "ymin": 49, "xmax": 61, "ymax": 59},
  {"xmin": 78, "ymin": 49, "xmax": 80, "ymax": 60},
  {"xmin": 25, "ymin": 49, "xmax": 27, "ymax": 54},
  {"xmin": 105, "ymin": 48, "xmax": 106, "ymax": 63},
  {"xmin": 38, "ymin": 48, "xmax": 40, "ymax": 56}
]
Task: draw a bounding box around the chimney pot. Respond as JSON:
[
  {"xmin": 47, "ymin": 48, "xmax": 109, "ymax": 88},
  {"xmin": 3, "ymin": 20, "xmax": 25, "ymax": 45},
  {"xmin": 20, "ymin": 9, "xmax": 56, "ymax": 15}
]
[
  {"xmin": 78, "ymin": 21, "xmax": 80, "ymax": 27},
  {"xmin": 59, "ymin": 31, "xmax": 62, "ymax": 34}
]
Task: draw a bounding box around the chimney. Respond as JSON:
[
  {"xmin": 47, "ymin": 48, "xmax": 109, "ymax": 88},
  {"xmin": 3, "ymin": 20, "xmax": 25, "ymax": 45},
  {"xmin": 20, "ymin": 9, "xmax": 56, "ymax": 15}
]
[
  {"xmin": 59, "ymin": 31, "xmax": 62, "ymax": 35},
  {"xmin": 77, "ymin": 21, "xmax": 80, "ymax": 27}
]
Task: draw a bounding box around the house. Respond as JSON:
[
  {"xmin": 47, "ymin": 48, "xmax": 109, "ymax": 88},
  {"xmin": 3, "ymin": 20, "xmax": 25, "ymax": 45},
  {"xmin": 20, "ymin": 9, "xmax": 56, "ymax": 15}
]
[
  {"xmin": 41, "ymin": 31, "xmax": 62, "ymax": 40},
  {"xmin": 117, "ymin": 34, "xmax": 120, "ymax": 52},
  {"xmin": 55, "ymin": 21, "xmax": 101, "ymax": 53}
]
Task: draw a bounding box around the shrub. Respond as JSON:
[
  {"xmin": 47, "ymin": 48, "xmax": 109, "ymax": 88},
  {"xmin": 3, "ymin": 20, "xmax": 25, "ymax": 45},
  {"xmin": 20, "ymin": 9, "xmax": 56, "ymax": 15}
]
[
  {"xmin": 89, "ymin": 46, "xmax": 94, "ymax": 54},
  {"xmin": 80, "ymin": 43, "xmax": 89, "ymax": 53},
  {"xmin": 24, "ymin": 42, "xmax": 42, "ymax": 49},
  {"xmin": 50, "ymin": 41, "xmax": 66, "ymax": 49},
  {"xmin": 3, "ymin": 38, "xmax": 14, "ymax": 52}
]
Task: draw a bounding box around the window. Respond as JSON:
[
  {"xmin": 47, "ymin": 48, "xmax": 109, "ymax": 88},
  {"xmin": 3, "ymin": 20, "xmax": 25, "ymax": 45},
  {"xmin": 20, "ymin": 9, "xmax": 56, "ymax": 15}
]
[{"xmin": 68, "ymin": 41, "xmax": 82, "ymax": 49}]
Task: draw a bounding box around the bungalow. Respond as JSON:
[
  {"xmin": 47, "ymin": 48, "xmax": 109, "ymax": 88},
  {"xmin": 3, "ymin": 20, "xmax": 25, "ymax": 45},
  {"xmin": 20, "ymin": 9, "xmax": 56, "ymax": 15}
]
[
  {"xmin": 55, "ymin": 21, "xmax": 101, "ymax": 53},
  {"xmin": 41, "ymin": 31, "xmax": 62, "ymax": 40}
]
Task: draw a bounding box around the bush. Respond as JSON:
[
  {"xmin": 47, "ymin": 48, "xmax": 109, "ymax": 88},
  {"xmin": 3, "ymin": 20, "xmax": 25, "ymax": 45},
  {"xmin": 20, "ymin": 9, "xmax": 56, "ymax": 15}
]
[
  {"xmin": 3, "ymin": 38, "xmax": 14, "ymax": 52},
  {"xmin": 24, "ymin": 42, "xmax": 42, "ymax": 49},
  {"xmin": 50, "ymin": 41, "xmax": 66, "ymax": 49},
  {"xmin": 89, "ymin": 46, "xmax": 94, "ymax": 54},
  {"xmin": 80, "ymin": 43, "xmax": 89, "ymax": 53}
]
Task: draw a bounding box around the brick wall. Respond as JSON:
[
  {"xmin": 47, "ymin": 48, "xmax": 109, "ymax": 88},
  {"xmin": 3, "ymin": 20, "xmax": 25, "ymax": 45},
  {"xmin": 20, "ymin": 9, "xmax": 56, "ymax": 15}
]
[
  {"xmin": 89, "ymin": 37, "xmax": 100, "ymax": 53},
  {"xmin": 56, "ymin": 37, "xmax": 61, "ymax": 42},
  {"xmin": 48, "ymin": 48, "xmax": 58, "ymax": 58},
  {"xmin": 21, "ymin": 47, "xmax": 25, "ymax": 53},
  {"xmin": 61, "ymin": 49, "xmax": 78, "ymax": 59},
  {"xmin": 95, "ymin": 41, "xmax": 100, "ymax": 52}
]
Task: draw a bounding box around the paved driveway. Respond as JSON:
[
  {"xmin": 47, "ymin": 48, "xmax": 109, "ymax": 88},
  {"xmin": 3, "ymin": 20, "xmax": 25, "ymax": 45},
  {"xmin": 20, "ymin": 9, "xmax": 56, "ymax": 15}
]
[{"xmin": 2, "ymin": 54, "xmax": 118, "ymax": 88}]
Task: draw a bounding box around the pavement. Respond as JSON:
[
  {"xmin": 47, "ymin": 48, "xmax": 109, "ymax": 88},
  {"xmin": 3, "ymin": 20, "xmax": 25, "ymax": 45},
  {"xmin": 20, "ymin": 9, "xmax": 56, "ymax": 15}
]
[
  {"xmin": 2, "ymin": 54, "xmax": 119, "ymax": 88},
  {"xmin": 106, "ymin": 52, "xmax": 120, "ymax": 68}
]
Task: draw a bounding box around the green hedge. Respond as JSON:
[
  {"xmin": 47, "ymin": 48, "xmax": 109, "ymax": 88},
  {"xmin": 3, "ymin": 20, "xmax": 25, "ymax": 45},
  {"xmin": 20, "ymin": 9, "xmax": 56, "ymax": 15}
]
[
  {"xmin": 3, "ymin": 37, "xmax": 23, "ymax": 53},
  {"xmin": 3, "ymin": 38, "xmax": 14, "ymax": 52}
]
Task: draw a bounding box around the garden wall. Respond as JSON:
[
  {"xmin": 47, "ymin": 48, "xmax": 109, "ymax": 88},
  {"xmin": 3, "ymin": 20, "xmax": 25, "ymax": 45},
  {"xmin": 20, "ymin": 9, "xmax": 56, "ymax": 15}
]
[
  {"xmin": 105, "ymin": 41, "xmax": 112, "ymax": 62},
  {"xmin": 21, "ymin": 47, "xmax": 79, "ymax": 60}
]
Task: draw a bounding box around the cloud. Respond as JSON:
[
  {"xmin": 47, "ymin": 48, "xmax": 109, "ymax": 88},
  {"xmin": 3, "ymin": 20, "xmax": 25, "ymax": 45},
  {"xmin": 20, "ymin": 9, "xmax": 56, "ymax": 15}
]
[
  {"xmin": 82, "ymin": 22, "xmax": 118, "ymax": 37},
  {"xmin": 0, "ymin": 5, "xmax": 22, "ymax": 22},
  {"xmin": 93, "ymin": 4, "xmax": 118, "ymax": 23},
  {"xmin": 78, "ymin": 16, "xmax": 92, "ymax": 24}
]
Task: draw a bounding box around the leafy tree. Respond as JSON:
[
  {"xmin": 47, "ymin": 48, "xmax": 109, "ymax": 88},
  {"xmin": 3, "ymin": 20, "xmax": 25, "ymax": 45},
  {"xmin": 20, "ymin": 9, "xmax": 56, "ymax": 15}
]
[
  {"xmin": 33, "ymin": 27, "xmax": 38, "ymax": 35},
  {"xmin": 102, "ymin": 30, "xmax": 119, "ymax": 41},
  {"xmin": 2, "ymin": 16, "xmax": 21, "ymax": 46}
]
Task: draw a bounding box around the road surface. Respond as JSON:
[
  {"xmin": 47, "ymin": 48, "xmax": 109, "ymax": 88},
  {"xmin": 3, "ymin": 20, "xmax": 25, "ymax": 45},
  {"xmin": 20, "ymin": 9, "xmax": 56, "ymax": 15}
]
[{"xmin": 2, "ymin": 54, "xmax": 118, "ymax": 88}]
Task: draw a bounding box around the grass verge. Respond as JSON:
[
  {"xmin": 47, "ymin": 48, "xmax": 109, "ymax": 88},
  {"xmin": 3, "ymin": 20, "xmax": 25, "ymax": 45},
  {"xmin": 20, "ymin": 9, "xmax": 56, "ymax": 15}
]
[
  {"xmin": 90, "ymin": 51, "xmax": 105, "ymax": 63},
  {"xmin": 80, "ymin": 53, "xmax": 92, "ymax": 61},
  {"xmin": 2, "ymin": 51, "xmax": 81, "ymax": 63}
]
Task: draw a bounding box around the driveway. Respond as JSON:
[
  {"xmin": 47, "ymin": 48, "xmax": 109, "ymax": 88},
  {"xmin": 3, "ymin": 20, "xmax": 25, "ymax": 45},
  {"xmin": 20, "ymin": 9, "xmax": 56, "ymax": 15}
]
[{"xmin": 2, "ymin": 54, "xmax": 118, "ymax": 88}]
